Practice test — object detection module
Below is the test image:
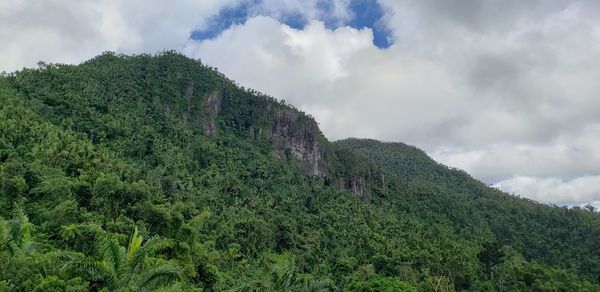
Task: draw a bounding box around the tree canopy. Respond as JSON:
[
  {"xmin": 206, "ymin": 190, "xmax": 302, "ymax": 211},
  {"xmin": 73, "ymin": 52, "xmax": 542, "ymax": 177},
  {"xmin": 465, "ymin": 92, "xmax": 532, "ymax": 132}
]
[{"xmin": 0, "ymin": 52, "xmax": 598, "ymax": 291}]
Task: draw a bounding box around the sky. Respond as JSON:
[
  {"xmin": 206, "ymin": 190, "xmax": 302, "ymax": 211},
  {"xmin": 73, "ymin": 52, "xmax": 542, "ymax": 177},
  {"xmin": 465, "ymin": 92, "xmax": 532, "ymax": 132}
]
[{"xmin": 2, "ymin": 0, "xmax": 600, "ymax": 209}]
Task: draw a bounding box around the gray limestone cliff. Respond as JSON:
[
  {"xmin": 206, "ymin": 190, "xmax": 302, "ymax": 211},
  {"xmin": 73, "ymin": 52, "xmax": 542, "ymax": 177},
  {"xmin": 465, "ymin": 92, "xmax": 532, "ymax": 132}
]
[
  {"xmin": 270, "ymin": 108, "xmax": 326, "ymax": 178},
  {"xmin": 202, "ymin": 91, "xmax": 222, "ymax": 136}
]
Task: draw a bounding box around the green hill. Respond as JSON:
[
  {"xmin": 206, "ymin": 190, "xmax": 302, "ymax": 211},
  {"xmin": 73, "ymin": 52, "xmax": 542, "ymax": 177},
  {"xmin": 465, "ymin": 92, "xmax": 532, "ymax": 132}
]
[{"xmin": 0, "ymin": 52, "xmax": 598, "ymax": 291}]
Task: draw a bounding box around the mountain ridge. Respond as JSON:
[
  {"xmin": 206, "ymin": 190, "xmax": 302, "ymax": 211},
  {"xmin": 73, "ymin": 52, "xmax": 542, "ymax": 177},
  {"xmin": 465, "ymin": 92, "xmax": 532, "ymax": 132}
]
[{"xmin": 0, "ymin": 52, "xmax": 599, "ymax": 291}]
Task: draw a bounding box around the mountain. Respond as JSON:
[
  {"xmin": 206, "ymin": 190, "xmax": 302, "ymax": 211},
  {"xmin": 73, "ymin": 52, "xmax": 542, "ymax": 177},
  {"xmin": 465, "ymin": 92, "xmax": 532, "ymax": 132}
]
[
  {"xmin": 0, "ymin": 52, "xmax": 598, "ymax": 291},
  {"xmin": 336, "ymin": 138, "xmax": 600, "ymax": 278}
]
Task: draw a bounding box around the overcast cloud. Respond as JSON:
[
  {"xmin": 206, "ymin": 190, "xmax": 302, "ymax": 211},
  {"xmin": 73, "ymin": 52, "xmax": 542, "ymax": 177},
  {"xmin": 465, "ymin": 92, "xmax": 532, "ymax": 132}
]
[{"xmin": 1, "ymin": 0, "xmax": 599, "ymax": 207}]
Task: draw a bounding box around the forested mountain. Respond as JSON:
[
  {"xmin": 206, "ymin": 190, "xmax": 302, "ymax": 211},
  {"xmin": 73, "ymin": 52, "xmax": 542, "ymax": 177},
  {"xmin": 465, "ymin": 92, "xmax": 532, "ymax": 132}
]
[{"xmin": 0, "ymin": 52, "xmax": 598, "ymax": 291}]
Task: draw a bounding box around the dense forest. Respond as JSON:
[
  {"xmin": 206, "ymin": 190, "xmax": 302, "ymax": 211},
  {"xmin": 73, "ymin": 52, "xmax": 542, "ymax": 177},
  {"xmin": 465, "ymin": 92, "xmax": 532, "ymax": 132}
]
[{"xmin": 0, "ymin": 52, "xmax": 599, "ymax": 291}]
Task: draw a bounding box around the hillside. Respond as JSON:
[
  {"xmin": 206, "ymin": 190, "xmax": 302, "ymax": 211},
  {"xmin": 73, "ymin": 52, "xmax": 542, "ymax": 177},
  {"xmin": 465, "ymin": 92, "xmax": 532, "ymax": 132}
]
[
  {"xmin": 0, "ymin": 52, "xmax": 599, "ymax": 291},
  {"xmin": 336, "ymin": 138, "xmax": 600, "ymax": 281}
]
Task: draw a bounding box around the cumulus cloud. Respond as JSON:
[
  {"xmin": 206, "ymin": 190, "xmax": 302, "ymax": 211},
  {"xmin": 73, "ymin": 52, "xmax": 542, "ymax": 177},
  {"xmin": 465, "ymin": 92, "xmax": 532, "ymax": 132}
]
[
  {"xmin": 431, "ymin": 124, "xmax": 600, "ymax": 181},
  {"xmin": 186, "ymin": 16, "xmax": 373, "ymax": 87},
  {"xmin": 577, "ymin": 201, "xmax": 600, "ymax": 211},
  {"xmin": 494, "ymin": 175, "xmax": 600, "ymax": 205},
  {"xmin": 185, "ymin": 1, "xmax": 600, "ymax": 147},
  {"xmin": 248, "ymin": 0, "xmax": 353, "ymax": 25},
  {"xmin": 0, "ymin": 0, "xmax": 237, "ymax": 71},
  {"xmin": 184, "ymin": 16, "xmax": 470, "ymax": 142},
  {"xmin": 183, "ymin": 1, "xmax": 600, "ymax": 206}
]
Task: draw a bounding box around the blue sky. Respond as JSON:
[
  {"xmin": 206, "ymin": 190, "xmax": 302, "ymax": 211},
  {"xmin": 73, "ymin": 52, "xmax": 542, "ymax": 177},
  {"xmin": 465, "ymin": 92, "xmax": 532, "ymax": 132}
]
[{"xmin": 191, "ymin": 0, "xmax": 392, "ymax": 48}]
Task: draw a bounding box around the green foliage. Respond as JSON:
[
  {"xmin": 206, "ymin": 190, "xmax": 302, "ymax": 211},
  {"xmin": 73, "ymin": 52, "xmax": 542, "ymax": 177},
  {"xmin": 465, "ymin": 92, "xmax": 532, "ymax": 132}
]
[
  {"xmin": 0, "ymin": 52, "xmax": 598, "ymax": 291},
  {"xmin": 346, "ymin": 265, "xmax": 417, "ymax": 291},
  {"xmin": 346, "ymin": 275, "xmax": 417, "ymax": 292},
  {"xmin": 337, "ymin": 138, "xmax": 600, "ymax": 280}
]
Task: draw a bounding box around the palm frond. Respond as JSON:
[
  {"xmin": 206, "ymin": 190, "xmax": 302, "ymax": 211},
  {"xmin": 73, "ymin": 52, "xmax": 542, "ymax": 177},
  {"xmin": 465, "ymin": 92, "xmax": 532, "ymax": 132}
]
[
  {"xmin": 48, "ymin": 250, "xmax": 116, "ymax": 287},
  {"xmin": 98, "ymin": 233, "xmax": 124, "ymax": 274},
  {"xmin": 137, "ymin": 264, "xmax": 182, "ymax": 291},
  {"xmin": 0, "ymin": 220, "xmax": 8, "ymax": 250},
  {"xmin": 127, "ymin": 226, "xmax": 143, "ymax": 261},
  {"xmin": 129, "ymin": 236, "xmax": 171, "ymax": 272},
  {"xmin": 7, "ymin": 208, "xmax": 33, "ymax": 248}
]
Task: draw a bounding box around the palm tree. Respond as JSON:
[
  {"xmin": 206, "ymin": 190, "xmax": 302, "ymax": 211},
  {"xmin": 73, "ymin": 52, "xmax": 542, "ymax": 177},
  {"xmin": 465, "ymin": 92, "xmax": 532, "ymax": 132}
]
[
  {"xmin": 65, "ymin": 227, "xmax": 182, "ymax": 291},
  {"xmin": 0, "ymin": 208, "xmax": 35, "ymax": 255},
  {"xmin": 0, "ymin": 208, "xmax": 38, "ymax": 290},
  {"xmin": 253, "ymin": 252, "xmax": 297, "ymax": 291}
]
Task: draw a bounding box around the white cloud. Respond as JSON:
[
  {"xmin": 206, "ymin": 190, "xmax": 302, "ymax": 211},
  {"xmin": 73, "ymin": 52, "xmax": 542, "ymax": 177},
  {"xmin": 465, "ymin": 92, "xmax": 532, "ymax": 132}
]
[
  {"xmin": 183, "ymin": 2, "xmax": 600, "ymax": 205},
  {"xmin": 431, "ymin": 124, "xmax": 600, "ymax": 181},
  {"xmin": 494, "ymin": 175, "xmax": 600, "ymax": 205},
  {"xmin": 576, "ymin": 201, "xmax": 600, "ymax": 211},
  {"xmin": 184, "ymin": 16, "xmax": 471, "ymax": 143},
  {"xmin": 0, "ymin": 0, "xmax": 237, "ymax": 71},
  {"xmin": 249, "ymin": 0, "xmax": 353, "ymax": 25},
  {"xmin": 185, "ymin": 16, "xmax": 373, "ymax": 88}
]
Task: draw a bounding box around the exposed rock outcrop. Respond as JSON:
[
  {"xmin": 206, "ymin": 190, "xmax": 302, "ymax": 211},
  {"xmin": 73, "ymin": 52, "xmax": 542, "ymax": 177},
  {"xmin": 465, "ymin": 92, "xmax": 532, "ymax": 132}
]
[
  {"xmin": 271, "ymin": 109, "xmax": 326, "ymax": 178},
  {"xmin": 202, "ymin": 91, "xmax": 222, "ymax": 136},
  {"xmin": 347, "ymin": 175, "xmax": 367, "ymax": 199}
]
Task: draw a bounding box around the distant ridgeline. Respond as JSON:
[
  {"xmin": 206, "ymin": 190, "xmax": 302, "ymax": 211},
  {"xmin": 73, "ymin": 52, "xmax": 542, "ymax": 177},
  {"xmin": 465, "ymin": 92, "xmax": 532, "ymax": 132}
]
[{"xmin": 0, "ymin": 52, "xmax": 599, "ymax": 291}]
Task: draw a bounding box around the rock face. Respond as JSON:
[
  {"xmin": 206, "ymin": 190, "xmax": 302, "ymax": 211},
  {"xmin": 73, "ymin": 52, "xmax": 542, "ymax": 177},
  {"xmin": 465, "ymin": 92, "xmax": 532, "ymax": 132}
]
[
  {"xmin": 334, "ymin": 171, "xmax": 369, "ymax": 199},
  {"xmin": 200, "ymin": 90, "xmax": 366, "ymax": 196},
  {"xmin": 194, "ymin": 90, "xmax": 372, "ymax": 197},
  {"xmin": 271, "ymin": 109, "xmax": 326, "ymax": 178},
  {"xmin": 347, "ymin": 175, "xmax": 367, "ymax": 199},
  {"xmin": 202, "ymin": 91, "xmax": 222, "ymax": 136},
  {"xmin": 201, "ymin": 89, "xmax": 325, "ymax": 178}
]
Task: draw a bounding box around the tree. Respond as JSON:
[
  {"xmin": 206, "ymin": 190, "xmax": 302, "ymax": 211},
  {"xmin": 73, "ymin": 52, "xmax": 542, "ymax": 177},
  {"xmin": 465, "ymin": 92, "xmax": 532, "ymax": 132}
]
[
  {"xmin": 346, "ymin": 275, "xmax": 417, "ymax": 292},
  {"xmin": 66, "ymin": 227, "xmax": 182, "ymax": 291},
  {"xmin": 478, "ymin": 241, "xmax": 504, "ymax": 277},
  {"xmin": 0, "ymin": 207, "xmax": 35, "ymax": 255}
]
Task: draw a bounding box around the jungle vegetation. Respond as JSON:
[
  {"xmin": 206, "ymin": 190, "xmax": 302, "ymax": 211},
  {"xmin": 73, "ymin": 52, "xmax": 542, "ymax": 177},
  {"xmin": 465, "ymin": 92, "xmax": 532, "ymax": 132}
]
[{"xmin": 0, "ymin": 52, "xmax": 599, "ymax": 291}]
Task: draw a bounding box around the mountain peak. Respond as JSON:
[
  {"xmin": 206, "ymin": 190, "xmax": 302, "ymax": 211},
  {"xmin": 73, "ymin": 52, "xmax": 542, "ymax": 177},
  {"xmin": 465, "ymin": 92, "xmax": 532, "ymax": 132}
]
[{"xmin": 1, "ymin": 53, "xmax": 599, "ymax": 291}]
